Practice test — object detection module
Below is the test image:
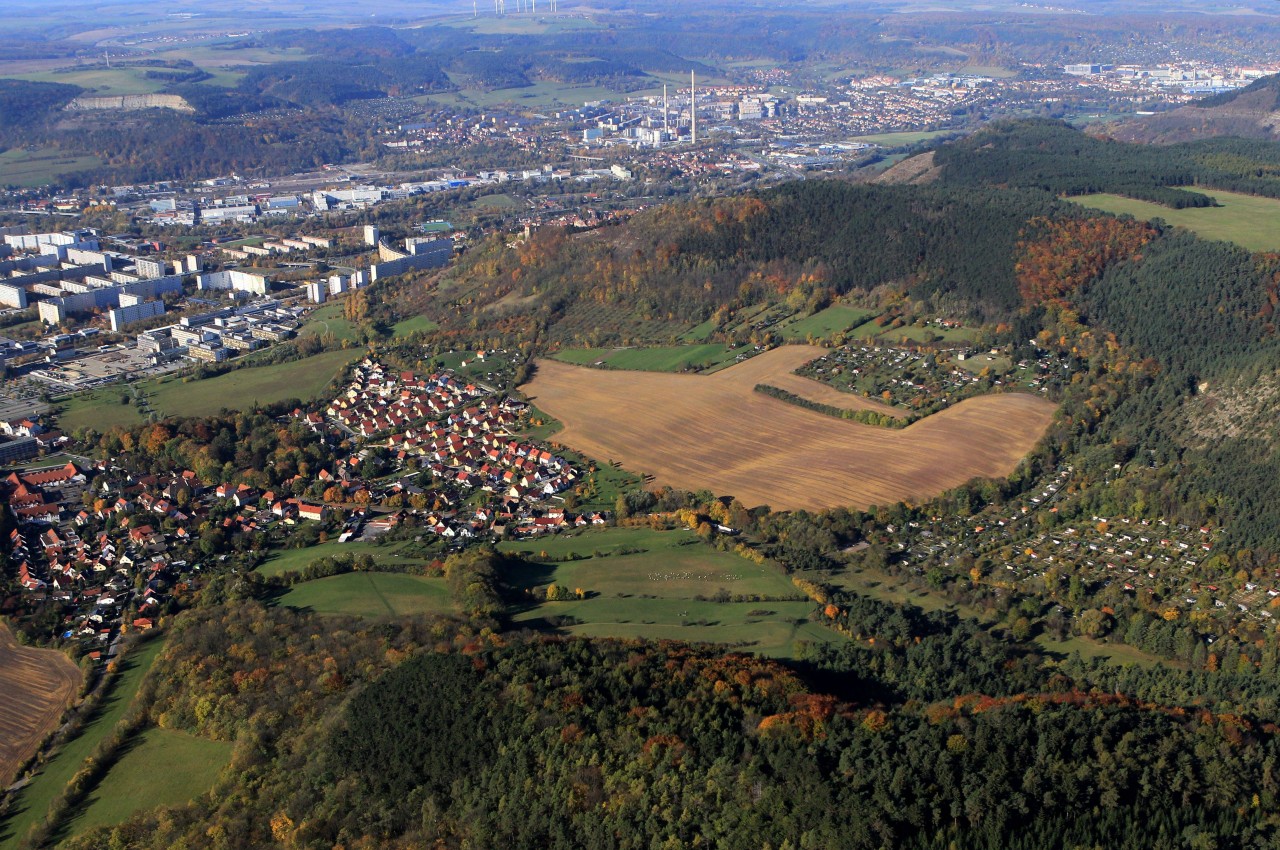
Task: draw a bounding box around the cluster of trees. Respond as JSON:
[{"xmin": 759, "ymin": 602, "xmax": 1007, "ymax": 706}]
[
  {"xmin": 61, "ymin": 616, "xmax": 1280, "ymax": 850},
  {"xmin": 934, "ymin": 118, "xmax": 1280, "ymax": 201}
]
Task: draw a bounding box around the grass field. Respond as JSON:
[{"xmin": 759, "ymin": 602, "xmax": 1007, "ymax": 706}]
[
  {"xmin": 878, "ymin": 324, "xmax": 979, "ymax": 345},
  {"xmin": 849, "ymin": 130, "xmax": 957, "ymax": 146},
  {"xmin": 277, "ymin": 572, "xmax": 451, "ymax": 617},
  {"xmin": 549, "ymin": 344, "xmax": 748, "ymax": 373},
  {"xmin": 257, "ymin": 540, "xmax": 430, "ymax": 578},
  {"xmin": 10, "ymin": 67, "xmax": 167, "ymax": 96},
  {"xmin": 299, "ymin": 301, "xmax": 362, "ymax": 343},
  {"xmin": 391, "ymin": 314, "xmax": 440, "ymax": 336},
  {"xmin": 499, "ymin": 527, "xmax": 830, "ymax": 658},
  {"xmin": 779, "ymin": 306, "xmax": 875, "ymax": 340},
  {"xmin": 58, "ymin": 349, "xmax": 358, "ymax": 433},
  {"xmin": 0, "ymin": 638, "xmax": 163, "ymax": 850},
  {"xmin": 679, "ymin": 318, "xmax": 719, "ymax": 343},
  {"xmin": 0, "ymin": 148, "xmax": 103, "ymax": 188},
  {"xmin": 58, "ymin": 728, "xmax": 231, "ymax": 839},
  {"xmin": 1070, "ymin": 189, "xmax": 1280, "ymax": 253},
  {"xmin": 523, "ymin": 345, "xmax": 1057, "ymax": 511},
  {"xmin": 0, "ymin": 625, "xmax": 81, "ymax": 789}
]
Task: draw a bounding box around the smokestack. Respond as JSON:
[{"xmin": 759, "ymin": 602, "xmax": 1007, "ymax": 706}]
[
  {"xmin": 690, "ymin": 70, "xmax": 696, "ymax": 146},
  {"xmin": 663, "ymin": 84, "xmax": 669, "ymax": 140}
]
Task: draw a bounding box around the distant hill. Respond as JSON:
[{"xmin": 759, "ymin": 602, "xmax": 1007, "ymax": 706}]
[{"xmin": 1099, "ymin": 73, "xmax": 1280, "ymax": 144}]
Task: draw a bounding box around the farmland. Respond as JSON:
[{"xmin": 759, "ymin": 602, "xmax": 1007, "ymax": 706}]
[
  {"xmin": 0, "ymin": 148, "xmax": 103, "ymax": 188},
  {"xmin": 523, "ymin": 345, "xmax": 1058, "ymax": 511},
  {"xmin": 1070, "ymin": 189, "xmax": 1280, "ymax": 253},
  {"xmin": 276, "ymin": 572, "xmax": 452, "ymax": 618},
  {"xmin": 0, "ymin": 638, "xmax": 163, "ymax": 850},
  {"xmin": 0, "ymin": 624, "xmax": 81, "ymax": 789},
  {"xmin": 58, "ymin": 728, "xmax": 231, "ymax": 840},
  {"xmin": 498, "ymin": 527, "xmax": 830, "ymax": 658},
  {"xmin": 57, "ymin": 348, "xmax": 359, "ymax": 433}
]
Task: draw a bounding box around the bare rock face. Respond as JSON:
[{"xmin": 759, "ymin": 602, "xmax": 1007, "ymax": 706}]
[{"xmin": 66, "ymin": 94, "xmax": 194, "ymax": 113}]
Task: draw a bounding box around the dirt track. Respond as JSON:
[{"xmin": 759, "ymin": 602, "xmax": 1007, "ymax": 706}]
[
  {"xmin": 525, "ymin": 345, "xmax": 1058, "ymax": 511},
  {"xmin": 0, "ymin": 622, "xmax": 81, "ymax": 788}
]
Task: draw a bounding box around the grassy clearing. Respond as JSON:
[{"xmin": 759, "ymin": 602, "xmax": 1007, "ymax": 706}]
[
  {"xmin": 878, "ymin": 324, "xmax": 978, "ymax": 345},
  {"xmin": 779, "ymin": 306, "xmax": 875, "ymax": 340},
  {"xmin": 517, "ymin": 600, "xmax": 831, "ymax": 659},
  {"xmin": 678, "ymin": 318, "xmax": 719, "ymax": 343},
  {"xmin": 519, "ymin": 404, "xmax": 563, "ymax": 442},
  {"xmin": 549, "ymin": 344, "xmax": 748, "ymax": 373},
  {"xmin": 391, "ymin": 314, "xmax": 439, "ymax": 337},
  {"xmin": 953, "ymin": 352, "xmax": 1011, "ymax": 374},
  {"xmin": 299, "ymin": 301, "xmax": 361, "ymax": 343},
  {"xmin": 849, "ymin": 130, "xmax": 956, "ymax": 146},
  {"xmin": 59, "ymin": 728, "xmax": 231, "ymax": 839},
  {"xmin": 1035, "ymin": 635, "xmax": 1165, "ymax": 669},
  {"xmin": 0, "ymin": 148, "xmax": 103, "ymax": 188},
  {"xmin": 58, "ymin": 349, "xmax": 358, "ymax": 433},
  {"xmin": 499, "ymin": 528, "xmax": 825, "ymax": 657},
  {"xmin": 10, "ymin": 67, "xmax": 167, "ymax": 96},
  {"xmin": 826, "ymin": 565, "xmax": 987, "ymax": 620},
  {"xmin": 277, "ymin": 572, "xmax": 451, "ymax": 617},
  {"xmin": 257, "ymin": 540, "xmax": 430, "ymax": 578},
  {"xmin": 1070, "ymin": 189, "xmax": 1280, "ymax": 253},
  {"xmin": 0, "ymin": 638, "xmax": 164, "ymax": 850}
]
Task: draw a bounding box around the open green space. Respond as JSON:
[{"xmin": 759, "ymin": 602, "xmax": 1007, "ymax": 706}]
[
  {"xmin": 1070, "ymin": 189, "xmax": 1280, "ymax": 253},
  {"xmin": 518, "ymin": 404, "xmax": 563, "ymax": 442},
  {"xmin": 953, "ymin": 352, "xmax": 1012, "ymax": 374},
  {"xmin": 1035, "ymin": 635, "xmax": 1165, "ymax": 669},
  {"xmin": 58, "ymin": 728, "xmax": 231, "ymax": 840},
  {"xmin": 391, "ymin": 314, "xmax": 440, "ymax": 337},
  {"xmin": 465, "ymin": 192, "xmax": 523, "ymax": 212},
  {"xmin": 878, "ymin": 323, "xmax": 978, "ymax": 345},
  {"xmin": 257, "ymin": 540, "xmax": 430, "ymax": 578},
  {"xmin": 499, "ymin": 528, "xmax": 826, "ymax": 657},
  {"xmin": 58, "ymin": 348, "xmax": 358, "ymax": 433},
  {"xmin": 0, "ymin": 638, "xmax": 164, "ymax": 850},
  {"xmin": 678, "ymin": 318, "xmax": 719, "ymax": 343},
  {"xmin": 299, "ymin": 301, "xmax": 361, "ymax": 343},
  {"xmin": 518, "ymin": 600, "xmax": 832, "ymax": 659},
  {"xmin": 549, "ymin": 343, "xmax": 748, "ymax": 373},
  {"xmin": 779, "ymin": 305, "xmax": 875, "ymax": 340},
  {"xmin": 277, "ymin": 572, "xmax": 451, "ymax": 618},
  {"xmin": 7, "ymin": 67, "xmax": 168, "ymax": 96},
  {"xmin": 0, "ymin": 148, "xmax": 103, "ymax": 188},
  {"xmin": 849, "ymin": 130, "xmax": 956, "ymax": 147}
]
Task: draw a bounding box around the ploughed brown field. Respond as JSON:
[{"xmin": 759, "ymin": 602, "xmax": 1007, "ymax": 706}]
[
  {"xmin": 0, "ymin": 622, "xmax": 81, "ymax": 787},
  {"xmin": 525, "ymin": 345, "xmax": 1058, "ymax": 511}
]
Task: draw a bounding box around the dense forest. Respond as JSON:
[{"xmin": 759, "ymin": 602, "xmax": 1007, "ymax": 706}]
[{"xmin": 55, "ymin": 604, "xmax": 1280, "ymax": 850}]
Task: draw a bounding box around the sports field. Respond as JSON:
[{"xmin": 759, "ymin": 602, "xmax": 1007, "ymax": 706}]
[
  {"xmin": 0, "ymin": 624, "xmax": 81, "ymax": 789},
  {"xmin": 523, "ymin": 345, "xmax": 1058, "ymax": 511},
  {"xmin": 277, "ymin": 572, "xmax": 451, "ymax": 617},
  {"xmin": 58, "ymin": 349, "xmax": 358, "ymax": 433},
  {"xmin": 1070, "ymin": 189, "xmax": 1280, "ymax": 253},
  {"xmin": 59, "ymin": 728, "xmax": 230, "ymax": 838}
]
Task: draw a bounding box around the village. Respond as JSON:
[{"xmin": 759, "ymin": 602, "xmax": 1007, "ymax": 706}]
[{"xmin": 0, "ymin": 354, "xmax": 597, "ymax": 658}]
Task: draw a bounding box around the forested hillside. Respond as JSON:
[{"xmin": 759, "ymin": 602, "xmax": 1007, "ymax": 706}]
[{"xmin": 56, "ymin": 604, "xmax": 1280, "ymax": 850}]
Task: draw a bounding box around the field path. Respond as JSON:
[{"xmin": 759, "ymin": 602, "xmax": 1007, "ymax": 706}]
[
  {"xmin": 525, "ymin": 345, "xmax": 1057, "ymax": 511},
  {"xmin": 0, "ymin": 623, "xmax": 82, "ymax": 788}
]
